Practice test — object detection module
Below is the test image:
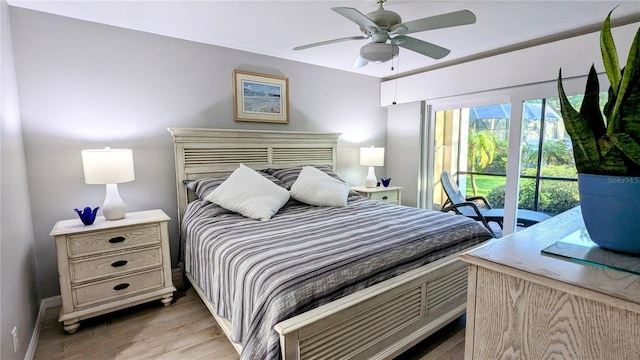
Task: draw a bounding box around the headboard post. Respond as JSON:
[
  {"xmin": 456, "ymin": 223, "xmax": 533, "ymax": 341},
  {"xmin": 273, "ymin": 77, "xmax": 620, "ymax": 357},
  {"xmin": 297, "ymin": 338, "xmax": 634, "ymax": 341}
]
[{"xmin": 168, "ymin": 128, "xmax": 341, "ymax": 229}]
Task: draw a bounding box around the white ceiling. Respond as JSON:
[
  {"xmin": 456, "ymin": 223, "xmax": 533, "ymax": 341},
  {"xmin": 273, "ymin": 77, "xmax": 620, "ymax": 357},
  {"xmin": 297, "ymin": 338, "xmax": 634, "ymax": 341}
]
[{"xmin": 8, "ymin": 0, "xmax": 640, "ymax": 79}]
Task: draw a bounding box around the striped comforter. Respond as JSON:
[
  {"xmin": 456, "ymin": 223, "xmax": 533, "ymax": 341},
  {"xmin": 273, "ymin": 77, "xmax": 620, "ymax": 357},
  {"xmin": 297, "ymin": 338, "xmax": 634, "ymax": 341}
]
[{"xmin": 182, "ymin": 193, "xmax": 492, "ymax": 360}]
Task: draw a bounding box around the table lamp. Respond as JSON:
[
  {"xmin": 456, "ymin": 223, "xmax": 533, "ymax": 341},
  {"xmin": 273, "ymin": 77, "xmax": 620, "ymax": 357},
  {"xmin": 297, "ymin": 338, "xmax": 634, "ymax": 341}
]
[
  {"xmin": 360, "ymin": 146, "xmax": 385, "ymax": 188},
  {"xmin": 81, "ymin": 147, "xmax": 135, "ymax": 220}
]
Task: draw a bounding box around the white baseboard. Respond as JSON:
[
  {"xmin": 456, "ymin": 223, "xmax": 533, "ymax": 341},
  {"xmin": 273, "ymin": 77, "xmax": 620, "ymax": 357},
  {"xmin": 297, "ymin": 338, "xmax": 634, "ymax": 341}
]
[
  {"xmin": 42, "ymin": 296, "xmax": 62, "ymax": 309},
  {"xmin": 24, "ymin": 296, "xmax": 61, "ymax": 360}
]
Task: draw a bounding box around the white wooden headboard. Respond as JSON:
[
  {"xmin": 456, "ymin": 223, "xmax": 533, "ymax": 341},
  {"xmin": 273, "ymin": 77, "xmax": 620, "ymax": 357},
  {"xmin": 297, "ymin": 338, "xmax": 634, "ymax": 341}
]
[{"xmin": 168, "ymin": 128, "xmax": 341, "ymax": 226}]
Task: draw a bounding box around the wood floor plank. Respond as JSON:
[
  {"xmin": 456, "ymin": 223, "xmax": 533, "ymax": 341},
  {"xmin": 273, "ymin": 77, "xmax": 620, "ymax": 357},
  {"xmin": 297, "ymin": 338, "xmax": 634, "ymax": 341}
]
[
  {"xmin": 34, "ymin": 287, "xmax": 466, "ymax": 359},
  {"xmin": 178, "ymin": 334, "xmax": 239, "ymax": 360},
  {"xmin": 418, "ymin": 327, "xmax": 465, "ymax": 360},
  {"xmin": 117, "ymin": 325, "xmax": 222, "ymax": 359}
]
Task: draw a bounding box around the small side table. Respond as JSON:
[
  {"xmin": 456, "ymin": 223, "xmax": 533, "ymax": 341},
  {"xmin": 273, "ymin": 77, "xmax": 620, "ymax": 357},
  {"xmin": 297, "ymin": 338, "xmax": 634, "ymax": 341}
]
[
  {"xmin": 50, "ymin": 209, "xmax": 176, "ymax": 333},
  {"xmin": 351, "ymin": 186, "xmax": 403, "ymax": 205}
]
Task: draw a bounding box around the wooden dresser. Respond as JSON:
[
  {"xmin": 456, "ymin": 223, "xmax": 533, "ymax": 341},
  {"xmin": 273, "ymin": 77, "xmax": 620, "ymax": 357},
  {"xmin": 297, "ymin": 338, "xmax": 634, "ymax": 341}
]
[
  {"xmin": 459, "ymin": 207, "xmax": 640, "ymax": 359},
  {"xmin": 50, "ymin": 209, "xmax": 176, "ymax": 333}
]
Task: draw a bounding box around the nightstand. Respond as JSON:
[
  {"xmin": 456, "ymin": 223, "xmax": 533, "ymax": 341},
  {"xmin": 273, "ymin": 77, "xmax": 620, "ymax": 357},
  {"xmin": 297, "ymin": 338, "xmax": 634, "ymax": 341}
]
[
  {"xmin": 351, "ymin": 186, "xmax": 403, "ymax": 205},
  {"xmin": 50, "ymin": 209, "xmax": 176, "ymax": 333}
]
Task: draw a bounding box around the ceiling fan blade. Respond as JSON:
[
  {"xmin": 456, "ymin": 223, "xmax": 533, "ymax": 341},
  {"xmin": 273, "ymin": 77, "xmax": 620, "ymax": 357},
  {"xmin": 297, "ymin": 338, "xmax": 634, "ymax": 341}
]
[
  {"xmin": 293, "ymin": 36, "xmax": 368, "ymax": 51},
  {"xmin": 392, "ymin": 35, "xmax": 450, "ymax": 59},
  {"xmin": 332, "ymin": 7, "xmax": 380, "ymax": 32},
  {"xmin": 392, "ymin": 10, "xmax": 476, "ymax": 35},
  {"xmin": 353, "ymin": 55, "xmax": 369, "ymax": 68}
]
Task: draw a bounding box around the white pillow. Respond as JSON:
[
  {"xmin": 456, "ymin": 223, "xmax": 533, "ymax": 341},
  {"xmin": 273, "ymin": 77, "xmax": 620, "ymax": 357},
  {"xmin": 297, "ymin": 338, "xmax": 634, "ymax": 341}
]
[
  {"xmin": 290, "ymin": 166, "xmax": 350, "ymax": 207},
  {"xmin": 205, "ymin": 164, "xmax": 290, "ymax": 221}
]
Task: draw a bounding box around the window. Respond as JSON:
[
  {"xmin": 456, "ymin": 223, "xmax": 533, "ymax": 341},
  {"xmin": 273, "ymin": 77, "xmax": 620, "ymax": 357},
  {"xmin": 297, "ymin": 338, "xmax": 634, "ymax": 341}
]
[{"xmin": 518, "ymin": 98, "xmax": 579, "ymax": 215}]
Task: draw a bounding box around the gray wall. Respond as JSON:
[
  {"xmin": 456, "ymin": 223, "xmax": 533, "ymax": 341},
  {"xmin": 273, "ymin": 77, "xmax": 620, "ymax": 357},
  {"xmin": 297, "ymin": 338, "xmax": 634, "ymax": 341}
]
[
  {"xmin": 387, "ymin": 102, "xmax": 422, "ymax": 207},
  {"xmin": 1, "ymin": 2, "xmax": 39, "ymax": 359},
  {"xmin": 10, "ymin": 8, "xmax": 387, "ymax": 299}
]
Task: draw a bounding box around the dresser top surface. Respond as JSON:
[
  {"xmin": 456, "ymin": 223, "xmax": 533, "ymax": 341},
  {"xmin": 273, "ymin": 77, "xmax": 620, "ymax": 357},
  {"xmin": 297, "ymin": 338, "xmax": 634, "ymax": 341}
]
[
  {"xmin": 351, "ymin": 186, "xmax": 402, "ymax": 192},
  {"xmin": 460, "ymin": 207, "xmax": 640, "ymax": 305},
  {"xmin": 50, "ymin": 209, "xmax": 170, "ymax": 236}
]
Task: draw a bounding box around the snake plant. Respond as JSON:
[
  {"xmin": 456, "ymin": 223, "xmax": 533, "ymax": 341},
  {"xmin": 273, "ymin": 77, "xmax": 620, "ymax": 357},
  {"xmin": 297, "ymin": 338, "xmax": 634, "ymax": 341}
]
[{"xmin": 557, "ymin": 9, "xmax": 640, "ymax": 176}]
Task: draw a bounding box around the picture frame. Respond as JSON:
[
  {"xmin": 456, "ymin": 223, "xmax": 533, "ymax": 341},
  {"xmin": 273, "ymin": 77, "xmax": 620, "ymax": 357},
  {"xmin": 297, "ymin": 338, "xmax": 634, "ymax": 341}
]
[{"xmin": 233, "ymin": 70, "xmax": 289, "ymax": 124}]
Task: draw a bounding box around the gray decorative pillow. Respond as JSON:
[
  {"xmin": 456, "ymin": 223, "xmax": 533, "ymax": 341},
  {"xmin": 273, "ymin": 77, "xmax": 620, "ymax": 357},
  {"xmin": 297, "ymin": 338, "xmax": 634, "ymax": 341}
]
[
  {"xmin": 186, "ymin": 172, "xmax": 286, "ymax": 200},
  {"xmin": 270, "ymin": 165, "xmax": 343, "ymax": 189},
  {"xmin": 185, "ymin": 177, "xmax": 227, "ymax": 200}
]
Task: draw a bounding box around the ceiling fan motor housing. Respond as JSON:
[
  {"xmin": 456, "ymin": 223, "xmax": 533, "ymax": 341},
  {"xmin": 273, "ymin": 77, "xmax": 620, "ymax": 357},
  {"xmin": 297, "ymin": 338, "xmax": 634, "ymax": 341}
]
[
  {"xmin": 360, "ymin": 43, "xmax": 399, "ymax": 63},
  {"xmin": 366, "ymin": 7, "xmax": 402, "ymax": 30}
]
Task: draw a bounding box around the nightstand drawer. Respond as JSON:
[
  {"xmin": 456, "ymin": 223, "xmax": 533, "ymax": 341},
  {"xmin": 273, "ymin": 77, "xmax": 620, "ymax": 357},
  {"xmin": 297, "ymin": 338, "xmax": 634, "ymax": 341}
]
[
  {"xmin": 68, "ymin": 224, "xmax": 161, "ymax": 257},
  {"xmin": 70, "ymin": 247, "xmax": 163, "ymax": 283},
  {"xmin": 369, "ymin": 191, "xmax": 399, "ymax": 203},
  {"xmin": 73, "ymin": 268, "xmax": 164, "ymax": 308}
]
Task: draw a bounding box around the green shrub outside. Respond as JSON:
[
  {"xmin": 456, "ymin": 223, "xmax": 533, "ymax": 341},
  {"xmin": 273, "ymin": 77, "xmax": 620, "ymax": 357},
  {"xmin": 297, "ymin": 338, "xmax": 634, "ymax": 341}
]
[
  {"xmin": 462, "ymin": 125, "xmax": 580, "ymax": 215},
  {"xmin": 485, "ymin": 165, "xmax": 579, "ymax": 215}
]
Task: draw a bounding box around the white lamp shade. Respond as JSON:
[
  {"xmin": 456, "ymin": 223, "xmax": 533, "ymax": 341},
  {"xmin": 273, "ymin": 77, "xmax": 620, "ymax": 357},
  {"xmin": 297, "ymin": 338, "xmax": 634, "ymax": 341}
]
[
  {"xmin": 81, "ymin": 148, "xmax": 135, "ymax": 184},
  {"xmin": 360, "ymin": 147, "xmax": 385, "ymax": 167}
]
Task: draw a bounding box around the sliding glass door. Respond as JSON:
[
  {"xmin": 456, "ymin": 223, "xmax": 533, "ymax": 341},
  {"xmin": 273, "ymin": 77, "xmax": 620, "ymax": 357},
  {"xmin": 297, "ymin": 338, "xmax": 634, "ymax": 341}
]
[
  {"xmin": 433, "ymin": 103, "xmax": 511, "ymax": 210},
  {"xmin": 431, "ymin": 93, "xmax": 604, "ymax": 229}
]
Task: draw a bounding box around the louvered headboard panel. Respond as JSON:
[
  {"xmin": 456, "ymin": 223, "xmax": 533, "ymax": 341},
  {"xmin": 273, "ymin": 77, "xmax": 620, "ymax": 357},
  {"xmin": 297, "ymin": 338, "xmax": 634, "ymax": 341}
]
[
  {"xmin": 184, "ymin": 148, "xmax": 269, "ymax": 167},
  {"xmin": 168, "ymin": 128, "xmax": 341, "ymax": 226}
]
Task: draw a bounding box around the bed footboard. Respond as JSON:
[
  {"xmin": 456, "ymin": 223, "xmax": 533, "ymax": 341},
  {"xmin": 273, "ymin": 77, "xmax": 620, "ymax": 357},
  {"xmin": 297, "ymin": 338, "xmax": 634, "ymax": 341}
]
[{"xmin": 274, "ymin": 256, "xmax": 469, "ymax": 360}]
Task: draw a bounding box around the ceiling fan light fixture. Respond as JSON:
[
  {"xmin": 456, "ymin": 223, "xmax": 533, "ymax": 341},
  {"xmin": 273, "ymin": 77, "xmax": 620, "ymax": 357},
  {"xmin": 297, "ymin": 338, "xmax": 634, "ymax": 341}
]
[{"xmin": 360, "ymin": 43, "xmax": 399, "ymax": 63}]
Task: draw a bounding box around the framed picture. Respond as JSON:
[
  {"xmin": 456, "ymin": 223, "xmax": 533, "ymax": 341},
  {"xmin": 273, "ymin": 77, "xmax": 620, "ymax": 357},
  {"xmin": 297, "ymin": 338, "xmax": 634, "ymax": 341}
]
[{"xmin": 233, "ymin": 70, "xmax": 289, "ymax": 124}]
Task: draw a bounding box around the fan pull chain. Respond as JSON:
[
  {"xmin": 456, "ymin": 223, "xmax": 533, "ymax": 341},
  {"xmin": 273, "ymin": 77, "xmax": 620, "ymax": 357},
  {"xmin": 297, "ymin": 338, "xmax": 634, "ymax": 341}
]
[
  {"xmin": 392, "ymin": 51, "xmax": 400, "ymax": 105},
  {"xmin": 391, "ymin": 45, "xmax": 395, "ymax": 71}
]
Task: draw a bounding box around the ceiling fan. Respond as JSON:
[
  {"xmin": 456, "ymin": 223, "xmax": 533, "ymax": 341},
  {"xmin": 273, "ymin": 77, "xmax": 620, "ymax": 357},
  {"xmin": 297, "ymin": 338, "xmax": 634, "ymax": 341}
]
[{"xmin": 293, "ymin": 0, "xmax": 476, "ymax": 68}]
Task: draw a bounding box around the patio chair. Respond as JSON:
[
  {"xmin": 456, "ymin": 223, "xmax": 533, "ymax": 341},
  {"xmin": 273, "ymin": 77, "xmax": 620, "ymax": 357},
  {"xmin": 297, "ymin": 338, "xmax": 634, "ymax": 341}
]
[{"xmin": 440, "ymin": 171, "xmax": 551, "ymax": 237}]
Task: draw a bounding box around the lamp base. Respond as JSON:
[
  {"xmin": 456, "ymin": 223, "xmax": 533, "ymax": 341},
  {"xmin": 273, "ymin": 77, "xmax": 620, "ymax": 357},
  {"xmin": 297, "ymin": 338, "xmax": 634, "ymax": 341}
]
[
  {"xmin": 365, "ymin": 166, "xmax": 377, "ymax": 188},
  {"xmin": 103, "ymin": 183, "xmax": 127, "ymax": 220}
]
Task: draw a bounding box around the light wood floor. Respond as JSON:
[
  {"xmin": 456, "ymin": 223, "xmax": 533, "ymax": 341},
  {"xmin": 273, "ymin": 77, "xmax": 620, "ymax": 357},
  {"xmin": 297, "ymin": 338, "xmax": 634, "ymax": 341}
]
[{"xmin": 34, "ymin": 287, "xmax": 465, "ymax": 360}]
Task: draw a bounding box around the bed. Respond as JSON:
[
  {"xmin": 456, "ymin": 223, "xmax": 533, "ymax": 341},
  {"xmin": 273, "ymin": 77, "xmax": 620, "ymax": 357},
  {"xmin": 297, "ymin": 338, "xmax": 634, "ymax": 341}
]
[{"xmin": 168, "ymin": 128, "xmax": 493, "ymax": 360}]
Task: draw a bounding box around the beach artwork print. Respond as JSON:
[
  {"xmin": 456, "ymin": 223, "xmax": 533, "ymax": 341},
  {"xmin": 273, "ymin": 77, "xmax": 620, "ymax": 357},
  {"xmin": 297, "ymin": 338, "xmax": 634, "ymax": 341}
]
[
  {"xmin": 234, "ymin": 70, "xmax": 289, "ymax": 123},
  {"xmin": 242, "ymin": 81, "xmax": 282, "ymax": 115}
]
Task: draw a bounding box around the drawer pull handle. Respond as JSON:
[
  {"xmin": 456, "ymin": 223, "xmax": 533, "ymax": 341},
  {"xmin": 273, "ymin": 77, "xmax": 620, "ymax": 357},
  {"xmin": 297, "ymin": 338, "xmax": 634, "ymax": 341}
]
[
  {"xmin": 382, "ymin": 196, "xmax": 388, "ymax": 200},
  {"xmin": 108, "ymin": 236, "xmax": 126, "ymax": 244},
  {"xmin": 113, "ymin": 283, "xmax": 130, "ymax": 291},
  {"xmin": 111, "ymin": 260, "xmax": 128, "ymax": 267}
]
